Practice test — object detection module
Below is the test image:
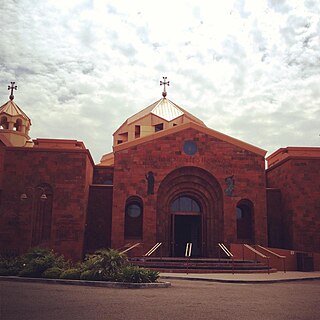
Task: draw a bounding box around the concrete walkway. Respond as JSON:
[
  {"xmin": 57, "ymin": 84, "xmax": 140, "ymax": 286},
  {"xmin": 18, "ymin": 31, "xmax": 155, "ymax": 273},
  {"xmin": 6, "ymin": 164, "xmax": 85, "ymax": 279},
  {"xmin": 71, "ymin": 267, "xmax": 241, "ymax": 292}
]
[{"xmin": 160, "ymin": 271, "xmax": 320, "ymax": 283}]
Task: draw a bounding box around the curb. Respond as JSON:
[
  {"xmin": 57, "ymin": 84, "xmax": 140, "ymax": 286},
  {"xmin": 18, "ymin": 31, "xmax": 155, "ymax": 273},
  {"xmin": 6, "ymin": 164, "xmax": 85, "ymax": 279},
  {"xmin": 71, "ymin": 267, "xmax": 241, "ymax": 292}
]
[
  {"xmin": 159, "ymin": 275, "xmax": 320, "ymax": 284},
  {"xmin": 0, "ymin": 276, "xmax": 171, "ymax": 289}
]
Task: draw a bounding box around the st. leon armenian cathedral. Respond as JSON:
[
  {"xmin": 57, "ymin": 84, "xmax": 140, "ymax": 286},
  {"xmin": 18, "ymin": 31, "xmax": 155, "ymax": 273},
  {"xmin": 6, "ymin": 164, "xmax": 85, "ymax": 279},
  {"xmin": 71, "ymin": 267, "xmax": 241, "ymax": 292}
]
[{"xmin": 0, "ymin": 79, "xmax": 319, "ymax": 267}]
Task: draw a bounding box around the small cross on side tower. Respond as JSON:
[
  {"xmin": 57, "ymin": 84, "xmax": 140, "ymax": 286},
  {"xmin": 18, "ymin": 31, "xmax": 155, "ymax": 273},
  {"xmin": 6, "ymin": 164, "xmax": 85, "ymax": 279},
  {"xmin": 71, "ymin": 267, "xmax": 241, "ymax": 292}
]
[{"xmin": 8, "ymin": 82, "xmax": 17, "ymax": 101}]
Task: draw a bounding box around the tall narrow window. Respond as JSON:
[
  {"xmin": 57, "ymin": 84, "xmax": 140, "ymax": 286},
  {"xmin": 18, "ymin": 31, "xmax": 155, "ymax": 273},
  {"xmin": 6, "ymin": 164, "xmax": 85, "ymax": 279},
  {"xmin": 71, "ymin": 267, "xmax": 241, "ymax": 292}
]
[
  {"xmin": 31, "ymin": 184, "xmax": 53, "ymax": 246},
  {"xmin": 124, "ymin": 197, "xmax": 143, "ymax": 239},
  {"xmin": 135, "ymin": 125, "xmax": 141, "ymax": 138},
  {"xmin": 236, "ymin": 199, "xmax": 253, "ymax": 242}
]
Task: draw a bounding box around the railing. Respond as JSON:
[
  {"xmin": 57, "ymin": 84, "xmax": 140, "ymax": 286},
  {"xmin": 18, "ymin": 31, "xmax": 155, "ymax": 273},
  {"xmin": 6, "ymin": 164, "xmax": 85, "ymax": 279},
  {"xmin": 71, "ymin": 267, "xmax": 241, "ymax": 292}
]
[
  {"xmin": 185, "ymin": 243, "xmax": 192, "ymax": 257},
  {"xmin": 144, "ymin": 242, "xmax": 162, "ymax": 257},
  {"xmin": 243, "ymin": 244, "xmax": 270, "ymax": 274},
  {"xmin": 185, "ymin": 243, "xmax": 192, "ymax": 274},
  {"xmin": 120, "ymin": 242, "xmax": 141, "ymax": 254},
  {"xmin": 218, "ymin": 243, "xmax": 234, "ymax": 274},
  {"xmin": 218, "ymin": 243, "xmax": 233, "ymax": 258},
  {"xmin": 256, "ymin": 245, "xmax": 286, "ymax": 273}
]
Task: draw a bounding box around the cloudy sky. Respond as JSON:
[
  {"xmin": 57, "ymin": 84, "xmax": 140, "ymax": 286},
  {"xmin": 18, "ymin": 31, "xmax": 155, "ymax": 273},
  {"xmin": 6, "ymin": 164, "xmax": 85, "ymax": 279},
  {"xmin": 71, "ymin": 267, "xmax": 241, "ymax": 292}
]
[{"xmin": 1, "ymin": 0, "xmax": 319, "ymax": 163}]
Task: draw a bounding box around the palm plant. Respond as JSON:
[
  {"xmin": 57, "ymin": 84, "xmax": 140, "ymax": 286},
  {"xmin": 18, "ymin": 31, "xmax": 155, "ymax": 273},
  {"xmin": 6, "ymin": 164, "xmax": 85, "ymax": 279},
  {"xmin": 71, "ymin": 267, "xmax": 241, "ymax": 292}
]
[{"xmin": 82, "ymin": 249, "xmax": 128, "ymax": 280}]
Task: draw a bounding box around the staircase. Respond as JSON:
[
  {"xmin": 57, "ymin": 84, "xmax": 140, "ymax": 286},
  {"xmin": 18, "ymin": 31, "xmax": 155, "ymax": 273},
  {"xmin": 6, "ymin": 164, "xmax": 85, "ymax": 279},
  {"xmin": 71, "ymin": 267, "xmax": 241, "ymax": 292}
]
[{"xmin": 130, "ymin": 257, "xmax": 276, "ymax": 273}]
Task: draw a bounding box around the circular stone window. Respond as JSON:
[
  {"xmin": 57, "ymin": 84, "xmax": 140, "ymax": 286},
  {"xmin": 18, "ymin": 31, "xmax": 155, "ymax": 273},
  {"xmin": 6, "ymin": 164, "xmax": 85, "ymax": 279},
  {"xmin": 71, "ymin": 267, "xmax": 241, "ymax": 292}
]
[
  {"xmin": 183, "ymin": 140, "xmax": 198, "ymax": 155},
  {"xmin": 127, "ymin": 204, "xmax": 142, "ymax": 218}
]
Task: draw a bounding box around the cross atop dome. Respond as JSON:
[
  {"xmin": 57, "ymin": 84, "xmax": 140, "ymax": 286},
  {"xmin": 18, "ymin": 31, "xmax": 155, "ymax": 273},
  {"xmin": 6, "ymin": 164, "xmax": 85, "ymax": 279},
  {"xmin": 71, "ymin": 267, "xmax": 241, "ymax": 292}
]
[{"xmin": 160, "ymin": 76, "xmax": 170, "ymax": 98}]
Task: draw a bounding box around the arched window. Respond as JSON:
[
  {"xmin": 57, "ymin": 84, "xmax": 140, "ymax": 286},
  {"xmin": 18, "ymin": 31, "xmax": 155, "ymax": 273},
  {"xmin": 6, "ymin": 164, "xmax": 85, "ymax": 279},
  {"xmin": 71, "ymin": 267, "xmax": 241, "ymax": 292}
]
[
  {"xmin": 124, "ymin": 196, "xmax": 143, "ymax": 239},
  {"xmin": 31, "ymin": 184, "xmax": 53, "ymax": 246},
  {"xmin": 0, "ymin": 116, "xmax": 8, "ymax": 129},
  {"xmin": 14, "ymin": 119, "xmax": 22, "ymax": 132},
  {"xmin": 171, "ymin": 196, "xmax": 201, "ymax": 213},
  {"xmin": 236, "ymin": 199, "xmax": 254, "ymax": 242}
]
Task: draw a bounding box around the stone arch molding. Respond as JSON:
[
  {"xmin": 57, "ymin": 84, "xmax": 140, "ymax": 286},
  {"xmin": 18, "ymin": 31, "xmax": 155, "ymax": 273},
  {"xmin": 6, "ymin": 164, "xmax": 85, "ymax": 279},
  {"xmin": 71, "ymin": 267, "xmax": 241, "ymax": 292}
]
[{"xmin": 156, "ymin": 166, "xmax": 224, "ymax": 257}]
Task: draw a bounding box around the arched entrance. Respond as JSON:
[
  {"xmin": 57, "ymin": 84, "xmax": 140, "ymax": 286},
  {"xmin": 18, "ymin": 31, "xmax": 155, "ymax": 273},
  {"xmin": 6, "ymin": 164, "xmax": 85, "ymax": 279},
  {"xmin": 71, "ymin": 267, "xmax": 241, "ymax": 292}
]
[
  {"xmin": 156, "ymin": 166, "xmax": 223, "ymax": 257},
  {"xmin": 171, "ymin": 196, "xmax": 202, "ymax": 257}
]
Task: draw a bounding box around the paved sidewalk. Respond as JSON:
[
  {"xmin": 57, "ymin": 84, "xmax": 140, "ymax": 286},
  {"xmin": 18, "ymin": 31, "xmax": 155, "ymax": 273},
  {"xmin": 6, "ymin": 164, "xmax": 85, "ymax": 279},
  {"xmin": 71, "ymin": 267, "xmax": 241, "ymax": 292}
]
[{"xmin": 160, "ymin": 271, "xmax": 320, "ymax": 283}]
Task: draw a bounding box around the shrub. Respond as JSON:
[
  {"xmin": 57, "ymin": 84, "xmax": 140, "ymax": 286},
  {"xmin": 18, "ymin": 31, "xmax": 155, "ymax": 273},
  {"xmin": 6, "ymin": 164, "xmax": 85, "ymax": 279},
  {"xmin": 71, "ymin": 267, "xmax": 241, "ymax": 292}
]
[
  {"xmin": 60, "ymin": 268, "xmax": 81, "ymax": 280},
  {"xmin": 0, "ymin": 256, "xmax": 22, "ymax": 276},
  {"xmin": 120, "ymin": 265, "xmax": 160, "ymax": 283},
  {"xmin": 81, "ymin": 249, "xmax": 128, "ymax": 280},
  {"xmin": 19, "ymin": 247, "xmax": 68, "ymax": 278},
  {"xmin": 19, "ymin": 267, "xmax": 41, "ymax": 278},
  {"xmin": 144, "ymin": 269, "xmax": 159, "ymax": 283},
  {"xmin": 42, "ymin": 267, "xmax": 63, "ymax": 279},
  {"xmin": 0, "ymin": 267, "xmax": 18, "ymax": 276},
  {"xmin": 80, "ymin": 270, "xmax": 104, "ymax": 281}
]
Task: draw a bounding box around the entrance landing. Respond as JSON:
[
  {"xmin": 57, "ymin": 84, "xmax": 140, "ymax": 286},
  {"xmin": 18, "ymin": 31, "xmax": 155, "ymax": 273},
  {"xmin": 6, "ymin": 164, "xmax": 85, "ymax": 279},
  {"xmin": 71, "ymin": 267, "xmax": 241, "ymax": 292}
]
[{"xmin": 130, "ymin": 257, "xmax": 275, "ymax": 273}]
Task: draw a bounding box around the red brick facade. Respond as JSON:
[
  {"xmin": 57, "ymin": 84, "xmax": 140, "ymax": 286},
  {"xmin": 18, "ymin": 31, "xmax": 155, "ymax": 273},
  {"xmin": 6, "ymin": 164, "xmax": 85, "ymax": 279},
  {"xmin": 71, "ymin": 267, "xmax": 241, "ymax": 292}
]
[
  {"xmin": 0, "ymin": 145, "xmax": 93, "ymax": 261},
  {"xmin": 0, "ymin": 103, "xmax": 319, "ymax": 262},
  {"xmin": 111, "ymin": 126, "xmax": 268, "ymax": 257},
  {"xmin": 266, "ymin": 148, "xmax": 320, "ymax": 253}
]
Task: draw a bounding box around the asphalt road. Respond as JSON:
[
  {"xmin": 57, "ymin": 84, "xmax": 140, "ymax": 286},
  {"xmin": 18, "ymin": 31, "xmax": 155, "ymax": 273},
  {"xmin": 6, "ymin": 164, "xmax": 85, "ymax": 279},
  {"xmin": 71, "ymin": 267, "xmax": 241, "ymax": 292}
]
[{"xmin": 1, "ymin": 279, "xmax": 320, "ymax": 320}]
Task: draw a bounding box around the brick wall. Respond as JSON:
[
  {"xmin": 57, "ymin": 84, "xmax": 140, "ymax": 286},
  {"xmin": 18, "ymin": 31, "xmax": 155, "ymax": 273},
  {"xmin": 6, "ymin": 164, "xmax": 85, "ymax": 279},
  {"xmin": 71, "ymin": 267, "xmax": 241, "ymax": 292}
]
[
  {"xmin": 112, "ymin": 127, "xmax": 267, "ymax": 257},
  {"xmin": 84, "ymin": 185, "xmax": 113, "ymax": 253},
  {"xmin": 267, "ymin": 157, "xmax": 320, "ymax": 252},
  {"xmin": 93, "ymin": 166, "xmax": 114, "ymax": 185},
  {"xmin": 0, "ymin": 147, "xmax": 93, "ymax": 261},
  {"xmin": 266, "ymin": 188, "xmax": 283, "ymax": 248}
]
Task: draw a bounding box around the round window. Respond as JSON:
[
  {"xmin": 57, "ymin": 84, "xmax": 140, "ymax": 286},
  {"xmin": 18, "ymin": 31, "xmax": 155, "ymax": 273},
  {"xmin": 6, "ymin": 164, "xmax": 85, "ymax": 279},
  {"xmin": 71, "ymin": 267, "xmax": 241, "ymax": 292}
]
[
  {"xmin": 127, "ymin": 204, "xmax": 141, "ymax": 218},
  {"xmin": 183, "ymin": 140, "xmax": 198, "ymax": 155}
]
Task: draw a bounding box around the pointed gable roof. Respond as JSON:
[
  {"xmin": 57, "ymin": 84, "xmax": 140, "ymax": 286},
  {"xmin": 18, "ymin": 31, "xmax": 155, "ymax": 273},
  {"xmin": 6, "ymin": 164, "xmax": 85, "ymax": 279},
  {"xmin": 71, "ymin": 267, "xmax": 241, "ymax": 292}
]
[{"xmin": 127, "ymin": 98, "xmax": 205, "ymax": 126}]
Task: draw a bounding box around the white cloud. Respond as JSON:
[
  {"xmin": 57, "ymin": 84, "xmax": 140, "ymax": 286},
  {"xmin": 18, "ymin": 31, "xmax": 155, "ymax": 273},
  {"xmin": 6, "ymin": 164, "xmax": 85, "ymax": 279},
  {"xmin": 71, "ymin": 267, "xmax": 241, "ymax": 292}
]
[{"xmin": 0, "ymin": 0, "xmax": 319, "ymax": 162}]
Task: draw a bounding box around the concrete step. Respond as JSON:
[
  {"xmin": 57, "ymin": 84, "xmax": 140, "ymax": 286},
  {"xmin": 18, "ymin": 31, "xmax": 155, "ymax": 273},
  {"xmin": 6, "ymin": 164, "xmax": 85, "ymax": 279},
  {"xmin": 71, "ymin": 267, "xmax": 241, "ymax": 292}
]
[{"xmin": 130, "ymin": 257, "xmax": 275, "ymax": 273}]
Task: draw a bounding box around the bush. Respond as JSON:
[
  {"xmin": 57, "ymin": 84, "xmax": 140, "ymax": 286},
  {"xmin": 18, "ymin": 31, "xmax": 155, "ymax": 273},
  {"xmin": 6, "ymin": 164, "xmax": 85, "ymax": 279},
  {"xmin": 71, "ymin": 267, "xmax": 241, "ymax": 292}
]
[
  {"xmin": 42, "ymin": 267, "xmax": 63, "ymax": 279},
  {"xmin": 60, "ymin": 268, "xmax": 81, "ymax": 280},
  {"xmin": 144, "ymin": 269, "xmax": 159, "ymax": 283},
  {"xmin": 19, "ymin": 247, "xmax": 68, "ymax": 278},
  {"xmin": 0, "ymin": 267, "xmax": 18, "ymax": 276},
  {"xmin": 120, "ymin": 265, "xmax": 160, "ymax": 283},
  {"xmin": 0, "ymin": 247, "xmax": 159, "ymax": 283},
  {"xmin": 80, "ymin": 269, "xmax": 104, "ymax": 281},
  {"xmin": 19, "ymin": 267, "xmax": 42, "ymax": 278},
  {"xmin": 81, "ymin": 249, "xmax": 128, "ymax": 280},
  {"xmin": 0, "ymin": 256, "xmax": 22, "ymax": 276}
]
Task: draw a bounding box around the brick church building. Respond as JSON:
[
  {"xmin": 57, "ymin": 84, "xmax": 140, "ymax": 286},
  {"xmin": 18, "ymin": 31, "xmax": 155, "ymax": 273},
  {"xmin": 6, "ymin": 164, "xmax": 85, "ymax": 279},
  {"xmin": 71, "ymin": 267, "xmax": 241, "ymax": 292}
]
[{"xmin": 0, "ymin": 82, "xmax": 319, "ymax": 262}]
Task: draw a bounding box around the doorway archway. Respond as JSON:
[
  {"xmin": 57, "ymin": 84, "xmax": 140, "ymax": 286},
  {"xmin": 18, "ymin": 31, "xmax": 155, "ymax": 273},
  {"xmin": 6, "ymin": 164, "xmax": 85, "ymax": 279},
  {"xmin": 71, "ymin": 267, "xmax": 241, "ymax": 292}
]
[
  {"xmin": 171, "ymin": 196, "xmax": 202, "ymax": 257},
  {"xmin": 156, "ymin": 166, "xmax": 223, "ymax": 257}
]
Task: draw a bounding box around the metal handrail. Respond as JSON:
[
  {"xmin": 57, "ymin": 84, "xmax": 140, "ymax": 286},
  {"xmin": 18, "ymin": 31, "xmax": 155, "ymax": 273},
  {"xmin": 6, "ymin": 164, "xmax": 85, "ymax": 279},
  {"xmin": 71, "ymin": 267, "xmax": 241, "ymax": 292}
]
[
  {"xmin": 243, "ymin": 244, "xmax": 270, "ymax": 274},
  {"xmin": 185, "ymin": 243, "xmax": 192, "ymax": 257},
  {"xmin": 185, "ymin": 243, "xmax": 192, "ymax": 274},
  {"xmin": 144, "ymin": 242, "xmax": 162, "ymax": 257},
  {"xmin": 244, "ymin": 244, "xmax": 268, "ymax": 258},
  {"xmin": 256, "ymin": 245, "xmax": 286, "ymax": 258},
  {"xmin": 218, "ymin": 243, "xmax": 234, "ymax": 257},
  {"xmin": 218, "ymin": 243, "xmax": 234, "ymax": 274},
  {"xmin": 120, "ymin": 242, "xmax": 141, "ymax": 254},
  {"xmin": 256, "ymin": 245, "xmax": 286, "ymax": 273}
]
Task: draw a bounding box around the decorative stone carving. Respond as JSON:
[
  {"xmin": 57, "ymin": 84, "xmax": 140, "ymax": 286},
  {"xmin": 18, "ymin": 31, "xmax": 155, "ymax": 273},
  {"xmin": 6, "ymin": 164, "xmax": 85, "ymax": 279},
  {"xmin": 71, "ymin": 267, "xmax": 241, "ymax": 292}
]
[
  {"xmin": 146, "ymin": 171, "xmax": 155, "ymax": 195},
  {"xmin": 225, "ymin": 175, "xmax": 235, "ymax": 196}
]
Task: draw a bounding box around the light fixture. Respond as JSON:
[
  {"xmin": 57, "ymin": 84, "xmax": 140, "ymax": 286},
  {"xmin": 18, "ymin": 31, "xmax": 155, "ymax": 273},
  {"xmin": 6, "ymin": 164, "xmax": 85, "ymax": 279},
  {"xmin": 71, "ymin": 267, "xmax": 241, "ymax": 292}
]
[
  {"xmin": 40, "ymin": 193, "xmax": 47, "ymax": 201},
  {"xmin": 20, "ymin": 193, "xmax": 28, "ymax": 201}
]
